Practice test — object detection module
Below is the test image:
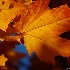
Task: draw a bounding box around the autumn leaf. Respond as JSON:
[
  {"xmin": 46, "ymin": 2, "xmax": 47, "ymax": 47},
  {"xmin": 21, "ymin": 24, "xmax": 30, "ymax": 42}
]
[
  {"xmin": 0, "ymin": 0, "xmax": 28, "ymax": 66},
  {"xmin": 0, "ymin": 0, "xmax": 42, "ymax": 66},
  {"xmin": 23, "ymin": 4, "xmax": 70, "ymax": 64},
  {"xmin": 0, "ymin": 55, "xmax": 7, "ymax": 66},
  {"xmin": 0, "ymin": 0, "xmax": 70, "ymax": 66},
  {"xmin": 0, "ymin": 0, "xmax": 27, "ymax": 32}
]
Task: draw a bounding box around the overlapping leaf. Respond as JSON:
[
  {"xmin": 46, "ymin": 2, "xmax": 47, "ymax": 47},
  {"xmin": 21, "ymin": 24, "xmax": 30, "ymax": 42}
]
[
  {"xmin": 0, "ymin": 0, "xmax": 27, "ymax": 32},
  {"xmin": 0, "ymin": 0, "xmax": 43, "ymax": 66},
  {"xmin": 0, "ymin": 0, "xmax": 70, "ymax": 66}
]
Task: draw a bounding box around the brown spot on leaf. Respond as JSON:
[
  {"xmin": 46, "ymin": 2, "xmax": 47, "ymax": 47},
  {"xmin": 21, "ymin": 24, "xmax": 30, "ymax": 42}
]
[
  {"xmin": 2, "ymin": 1, "xmax": 5, "ymax": 5},
  {"xmin": 9, "ymin": 4, "xmax": 14, "ymax": 9}
]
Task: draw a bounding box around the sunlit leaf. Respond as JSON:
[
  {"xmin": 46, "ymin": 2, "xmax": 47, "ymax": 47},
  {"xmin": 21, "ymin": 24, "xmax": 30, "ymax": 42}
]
[{"xmin": 0, "ymin": 0, "xmax": 70, "ymax": 66}]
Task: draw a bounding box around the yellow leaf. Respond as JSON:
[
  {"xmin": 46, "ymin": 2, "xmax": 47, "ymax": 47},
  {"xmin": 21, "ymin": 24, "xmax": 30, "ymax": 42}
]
[
  {"xmin": 0, "ymin": 0, "xmax": 27, "ymax": 31},
  {"xmin": 0, "ymin": 55, "xmax": 7, "ymax": 66}
]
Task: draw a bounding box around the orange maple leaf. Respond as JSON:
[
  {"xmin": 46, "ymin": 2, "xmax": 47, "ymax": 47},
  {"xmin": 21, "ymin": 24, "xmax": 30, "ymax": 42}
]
[
  {"xmin": 23, "ymin": 4, "xmax": 70, "ymax": 64},
  {"xmin": 0, "ymin": 0, "xmax": 70, "ymax": 66}
]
